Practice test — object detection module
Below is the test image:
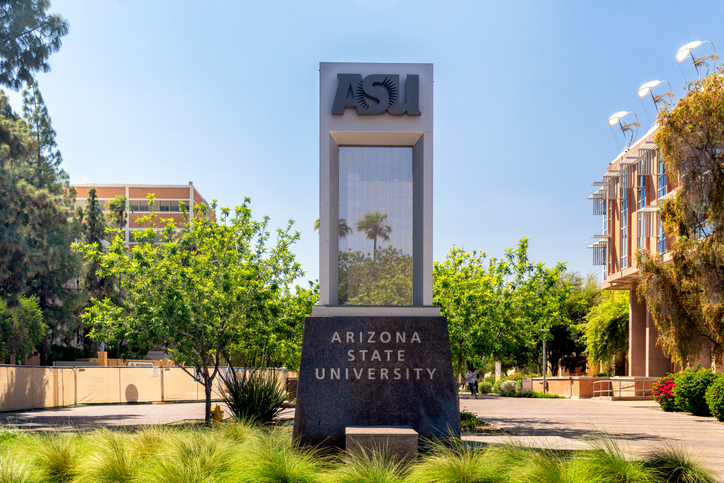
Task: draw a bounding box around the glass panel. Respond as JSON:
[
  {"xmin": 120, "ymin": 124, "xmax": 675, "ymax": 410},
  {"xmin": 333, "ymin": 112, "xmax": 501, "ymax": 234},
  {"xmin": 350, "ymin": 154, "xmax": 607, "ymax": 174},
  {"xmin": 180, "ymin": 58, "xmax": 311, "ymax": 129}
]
[
  {"xmin": 338, "ymin": 146, "xmax": 413, "ymax": 306},
  {"xmin": 171, "ymin": 201, "xmax": 180, "ymax": 212},
  {"xmin": 159, "ymin": 200, "xmax": 170, "ymax": 212}
]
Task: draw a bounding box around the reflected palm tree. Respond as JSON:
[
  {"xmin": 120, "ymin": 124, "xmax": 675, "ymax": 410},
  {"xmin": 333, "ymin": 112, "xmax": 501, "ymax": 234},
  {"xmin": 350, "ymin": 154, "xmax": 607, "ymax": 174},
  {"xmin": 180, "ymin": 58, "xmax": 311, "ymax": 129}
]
[
  {"xmin": 314, "ymin": 218, "xmax": 353, "ymax": 238},
  {"xmin": 356, "ymin": 212, "xmax": 391, "ymax": 260}
]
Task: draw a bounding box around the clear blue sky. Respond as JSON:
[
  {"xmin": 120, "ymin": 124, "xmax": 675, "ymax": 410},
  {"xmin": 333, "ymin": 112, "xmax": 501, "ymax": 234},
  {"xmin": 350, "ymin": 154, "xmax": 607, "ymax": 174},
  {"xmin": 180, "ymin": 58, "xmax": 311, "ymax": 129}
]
[{"xmin": 10, "ymin": 1, "xmax": 724, "ymax": 286}]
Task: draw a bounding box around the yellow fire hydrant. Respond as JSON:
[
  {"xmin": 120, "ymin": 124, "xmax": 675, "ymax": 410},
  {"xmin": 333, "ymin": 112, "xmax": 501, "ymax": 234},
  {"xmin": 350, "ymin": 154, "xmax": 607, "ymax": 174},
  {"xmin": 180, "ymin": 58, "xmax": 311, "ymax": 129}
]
[{"xmin": 211, "ymin": 404, "xmax": 224, "ymax": 423}]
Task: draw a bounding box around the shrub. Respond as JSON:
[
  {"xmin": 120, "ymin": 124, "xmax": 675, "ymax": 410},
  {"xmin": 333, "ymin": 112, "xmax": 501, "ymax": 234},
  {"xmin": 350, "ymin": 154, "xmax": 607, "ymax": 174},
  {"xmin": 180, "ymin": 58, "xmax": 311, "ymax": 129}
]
[
  {"xmin": 592, "ymin": 372, "xmax": 610, "ymax": 377},
  {"xmin": 673, "ymin": 368, "xmax": 718, "ymax": 416},
  {"xmin": 460, "ymin": 411, "xmax": 478, "ymax": 432},
  {"xmin": 705, "ymin": 374, "xmax": 724, "ymax": 422},
  {"xmin": 652, "ymin": 374, "xmax": 678, "ymax": 412},
  {"xmin": 499, "ymin": 380, "xmax": 517, "ymax": 395},
  {"xmin": 492, "ymin": 380, "xmax": 502, "ymax": 394},
  {"xmin": 522, "ymin": 391, "xmax": 564, "ymax": 399},
  {"xmin": 478, "ymin": 381, "xmax": 493, "ymax": 394},
  {"xmin": 222, "ymin": 368, "xmax": 287, "ymax": 424}
]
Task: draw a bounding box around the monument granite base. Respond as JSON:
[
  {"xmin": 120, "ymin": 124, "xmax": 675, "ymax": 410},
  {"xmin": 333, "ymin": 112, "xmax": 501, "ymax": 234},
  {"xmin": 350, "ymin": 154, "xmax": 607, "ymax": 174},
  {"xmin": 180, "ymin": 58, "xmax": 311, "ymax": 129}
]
[{"xmin": 292, "ymin": 316, "xmax": 459, "ymax": 447}]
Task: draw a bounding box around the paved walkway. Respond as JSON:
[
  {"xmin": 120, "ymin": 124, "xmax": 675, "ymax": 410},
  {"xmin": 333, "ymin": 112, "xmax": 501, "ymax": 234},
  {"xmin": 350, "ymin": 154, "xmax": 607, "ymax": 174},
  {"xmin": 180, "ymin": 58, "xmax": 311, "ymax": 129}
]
[
  {"xmin": 460, "ymin": 394, "xmax": 724, "ymax": 477},
  {"xmin": 0, "ymin": 402, "xmax": 296, "ymax": 430}
]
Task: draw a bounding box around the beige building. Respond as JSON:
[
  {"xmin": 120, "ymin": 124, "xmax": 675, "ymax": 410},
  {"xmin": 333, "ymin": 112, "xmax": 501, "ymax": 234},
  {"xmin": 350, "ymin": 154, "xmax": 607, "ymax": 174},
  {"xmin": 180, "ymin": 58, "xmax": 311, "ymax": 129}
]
[{"xmin": 71, "ymin": 182, "xmax": 212, "ymax": 247}]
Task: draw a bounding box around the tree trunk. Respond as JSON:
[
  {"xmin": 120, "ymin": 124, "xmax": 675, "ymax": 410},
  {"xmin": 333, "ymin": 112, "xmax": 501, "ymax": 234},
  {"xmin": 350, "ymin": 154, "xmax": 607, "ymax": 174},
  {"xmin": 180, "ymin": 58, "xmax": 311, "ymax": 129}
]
[
  {"xmin": 204, "ymin": 378, "xmax": 213, "ymax": 425},
  {"xmin": 39, "ymin": 335, "xmax": 48, "ymax": 366}
]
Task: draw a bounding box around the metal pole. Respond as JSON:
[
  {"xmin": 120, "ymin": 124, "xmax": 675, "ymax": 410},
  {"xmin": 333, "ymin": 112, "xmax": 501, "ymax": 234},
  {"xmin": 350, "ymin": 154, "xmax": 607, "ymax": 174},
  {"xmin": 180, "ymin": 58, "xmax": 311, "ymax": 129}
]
[{"xmin": 542, "ymin": 339, "xmax": 547, "ymax": 394}]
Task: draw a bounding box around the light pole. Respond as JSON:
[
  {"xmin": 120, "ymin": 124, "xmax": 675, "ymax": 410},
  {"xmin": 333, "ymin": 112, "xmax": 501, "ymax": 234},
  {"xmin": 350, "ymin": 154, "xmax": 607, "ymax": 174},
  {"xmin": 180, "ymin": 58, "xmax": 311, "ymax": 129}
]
[{"xmin": 541, "ymin": 329, "xmax": 550, "ymax": 394}]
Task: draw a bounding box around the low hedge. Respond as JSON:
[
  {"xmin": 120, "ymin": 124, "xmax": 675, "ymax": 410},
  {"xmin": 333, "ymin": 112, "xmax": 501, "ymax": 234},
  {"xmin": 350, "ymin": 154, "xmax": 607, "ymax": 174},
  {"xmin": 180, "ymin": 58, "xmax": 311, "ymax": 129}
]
[
  {"xmin": 652, "ymin": 374, "xmax": 677, "ymax": 412},
  {"xmin": 478, "ymin": 381, "xmax": 493, "ymax": 394},
  {"xmin": 673, "ymin": 368, "xmax": 719, "ymax": 417},
  {"xmin": 705, "ymin": 374, "xmax": 724, "ymax": 422}
]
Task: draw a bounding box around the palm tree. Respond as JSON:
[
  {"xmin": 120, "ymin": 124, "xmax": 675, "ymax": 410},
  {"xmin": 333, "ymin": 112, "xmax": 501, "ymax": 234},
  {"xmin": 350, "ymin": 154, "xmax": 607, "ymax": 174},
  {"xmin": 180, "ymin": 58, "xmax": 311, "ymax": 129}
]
[
  {"xmin": 356, "ymin": 212, "xmax": 391, "ymax": 260},
  {"xmin": 105, "ymin": 196, "xmax": 129, "ymax": 231},
  {"xmin": 313, "ymin": 218, "xmax": 353, "ymax": 238}
]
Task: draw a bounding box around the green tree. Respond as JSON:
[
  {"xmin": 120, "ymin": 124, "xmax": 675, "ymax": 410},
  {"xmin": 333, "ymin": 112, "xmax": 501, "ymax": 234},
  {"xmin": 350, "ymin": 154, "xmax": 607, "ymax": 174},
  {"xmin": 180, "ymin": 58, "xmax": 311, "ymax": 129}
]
[
  {"xmin": 0, "ymin": 296, "xmax": 45, "ymax": 364},
  {"xmin": 637, "ymin": 67, "xmax": 724, "ymax": 366},
  {"xmin": 0, "ymin": 91, "xmax": 34, "ymax": 300},
  {"xmin": 434, "ymin": 239, "xmax": 569, "ymax": 381},
  {"xmin": 355, "ymin": 211, "xmax": 391, "ymax": 259},
  {"xmin": 19, "ymin": 79, "xmax": 80, "ymax": 364},
  {"xmin": 105, "ymin": 195, "xmax": 128, "ymax": 232},
  {"xmin": 581, "ymin": 290, "xmax": 629, "ymax": 375},
  {"xmin": 230, "ymin": 281, "xmax": 318, "ymax": 371},
  {"xmin": 75, "ymin": 187, "xmax": 114, "ymax": 356},
  {"xmin": 548, "ymin": 272, "xmax": 599, "ymax": 375},
  {"xmin": 22, "ymin": 78, "xmax": 65, "ymax": 190},
  {"xmin": 0, "ymin": 0, "xmax": 68, "ymax": 90},
  {"xmin": 0, "ymin": 85, "xmax": 79, "ymax": 364},
  {"xmin": 77, "ymin": 198, "xmax": 303, "ymax": 423}
]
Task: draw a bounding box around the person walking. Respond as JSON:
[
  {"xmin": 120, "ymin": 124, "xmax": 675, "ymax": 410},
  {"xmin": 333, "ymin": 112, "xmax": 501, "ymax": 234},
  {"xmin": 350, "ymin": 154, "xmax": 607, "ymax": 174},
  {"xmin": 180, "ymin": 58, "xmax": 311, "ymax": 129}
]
[{"xmin": 465, "ymin": 370, "xmax": 478, "ymax": 399}]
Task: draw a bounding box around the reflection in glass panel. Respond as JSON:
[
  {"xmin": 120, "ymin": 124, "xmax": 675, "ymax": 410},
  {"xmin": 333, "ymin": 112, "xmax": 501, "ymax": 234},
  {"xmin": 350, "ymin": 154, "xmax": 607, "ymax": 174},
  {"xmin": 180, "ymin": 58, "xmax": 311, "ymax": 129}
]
[{"xmin": 338, "ymin": 146, "xmax": 413, "ymax": 305}]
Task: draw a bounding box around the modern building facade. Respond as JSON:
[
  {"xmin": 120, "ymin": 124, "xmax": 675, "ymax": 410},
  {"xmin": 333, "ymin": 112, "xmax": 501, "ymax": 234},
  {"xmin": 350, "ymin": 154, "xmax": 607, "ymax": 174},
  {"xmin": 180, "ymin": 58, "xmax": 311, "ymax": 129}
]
[
  {"xmin": 589, "ymin": 126, "xmax": 676, "ymax": 377},
  {"xmin": 71, "ymin": 182, "xmax": 211, "ymax": 247}
]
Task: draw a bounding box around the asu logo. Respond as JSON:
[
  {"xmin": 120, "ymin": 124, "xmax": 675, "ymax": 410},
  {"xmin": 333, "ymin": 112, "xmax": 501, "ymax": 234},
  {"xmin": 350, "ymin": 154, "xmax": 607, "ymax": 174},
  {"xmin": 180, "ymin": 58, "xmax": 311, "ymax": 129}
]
[{"xmin": 332, "ymin": 74, "xmax": 421, "ymax": 116}]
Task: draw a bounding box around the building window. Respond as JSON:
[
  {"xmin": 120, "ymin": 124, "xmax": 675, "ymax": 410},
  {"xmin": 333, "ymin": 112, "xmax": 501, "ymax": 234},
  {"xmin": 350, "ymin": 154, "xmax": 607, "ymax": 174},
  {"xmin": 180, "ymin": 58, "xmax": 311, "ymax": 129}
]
[
  {"xmin": 603, "ymin": 201, "xmax": 609, "ymax": 280},
  {"xmin": 130, "ymin": 200, "xmax": 150, "ymax": 212},
  {"xmin": 130, "ymin": 200, "xmax": 187, "ymax": 212},
  {"xmin": 637, "ymin": 174, "xmax": 646, "ymax": 248},
  {"xmin": 620, "ymin": 180, "xmax": 628, "ymax": 269},
  {"xmin": 657, "ymin": 213, "xmax": 667, "ymax": 254},
  {"xmin": 657, "ymin": 154, "xmax": 667, "ymax": 199}
]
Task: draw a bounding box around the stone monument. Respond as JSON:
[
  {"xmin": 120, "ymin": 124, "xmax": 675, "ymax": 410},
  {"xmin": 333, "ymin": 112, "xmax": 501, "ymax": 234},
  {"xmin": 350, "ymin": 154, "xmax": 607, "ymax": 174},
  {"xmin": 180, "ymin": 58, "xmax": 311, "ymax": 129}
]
[{"xmin": 293, "ymin": 63, "xmax": 458, "ymax": 447}]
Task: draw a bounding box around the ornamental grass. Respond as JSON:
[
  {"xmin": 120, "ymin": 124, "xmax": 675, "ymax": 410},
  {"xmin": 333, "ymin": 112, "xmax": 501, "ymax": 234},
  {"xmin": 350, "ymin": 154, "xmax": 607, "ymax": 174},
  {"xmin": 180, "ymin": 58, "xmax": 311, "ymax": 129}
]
[{"xmin": 0, "ymin": 424, "xmax": 718, "ymax": 483}]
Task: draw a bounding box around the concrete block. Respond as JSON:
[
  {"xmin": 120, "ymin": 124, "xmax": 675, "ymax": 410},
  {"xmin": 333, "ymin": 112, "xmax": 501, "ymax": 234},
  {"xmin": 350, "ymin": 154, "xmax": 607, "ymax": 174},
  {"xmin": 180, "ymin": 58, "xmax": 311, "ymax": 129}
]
[{"xmin": 346, "ymin": 426, "xmax": 418, "ymax": 462}]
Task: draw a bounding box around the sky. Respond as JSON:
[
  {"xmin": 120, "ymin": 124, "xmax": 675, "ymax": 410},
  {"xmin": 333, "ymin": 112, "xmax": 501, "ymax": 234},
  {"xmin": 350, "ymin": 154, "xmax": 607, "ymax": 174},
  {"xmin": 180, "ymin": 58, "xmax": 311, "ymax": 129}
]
[{"xmin": 9, "ymin": 1, "xmax": 724, "ymax": 287}]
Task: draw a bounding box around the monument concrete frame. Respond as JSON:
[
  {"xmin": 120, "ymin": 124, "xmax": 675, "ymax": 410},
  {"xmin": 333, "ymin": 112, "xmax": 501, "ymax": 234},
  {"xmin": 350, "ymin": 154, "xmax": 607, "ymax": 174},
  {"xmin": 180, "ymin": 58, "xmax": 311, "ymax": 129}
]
[{"xmin": 314, "ymin": 62, "xmax": 438, "ymax": 317}]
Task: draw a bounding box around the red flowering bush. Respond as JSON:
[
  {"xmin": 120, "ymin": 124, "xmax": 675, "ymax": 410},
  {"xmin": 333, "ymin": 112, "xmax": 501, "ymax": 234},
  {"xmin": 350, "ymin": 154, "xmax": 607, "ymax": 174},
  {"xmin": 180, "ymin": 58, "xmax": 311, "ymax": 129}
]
[
  {"xmin": 705, "ymin": 374, "xmax": 724, "ymax": 422},
  {"xmin": 653, "ymin": 374, "xmax": 677, "ymax": 411}
]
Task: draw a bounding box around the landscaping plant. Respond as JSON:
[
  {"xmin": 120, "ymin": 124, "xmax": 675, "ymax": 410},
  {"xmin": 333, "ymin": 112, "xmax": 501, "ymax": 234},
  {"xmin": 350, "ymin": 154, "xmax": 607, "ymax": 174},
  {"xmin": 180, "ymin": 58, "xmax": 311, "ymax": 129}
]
[
  {"xmin": 705, "ymin": 374, "xmax": 724, "ymax": 422},
  {"xmin": 673, "ymin": 368, "xmax": 718, "ymax": 416},
  {"xmin": 643, "ymin": 440, "xmax": 717, "ymax": 483},
  {"xmin": 327, "ymin": 446, "xmax": 406, "ymax": 483},
  {"xmin": 28, "ymin": 433, "xmax": 85, "ymax": 483},
  {"xmin": 498, "ymin": 380, "xmax": 518, "ymax": 395},
  {"xmin": 222, "ymin": 368, "xmax": 287, "ymax": 425},
  {"xmin": 478, "ymin": 381, "xmax": 493, "ymax": 394},
  {"xmin": 459, "ymin": 411, "xmax": 478, "ymax": 432},
  {"xmin": 84, "ymin": 430, "xmax": 140, "ymax": 483},
  {"xmin": 652, "ymin": 374, "xmax": 678, "ymax": 412},
  {"xmin": 0, "ymin": 423, "xmax": 718, "ymax": 483},
  {"xmin": 236, "ymin": 429, "xmax": 327, "ymax": 483},
  {"xmin": 0, "ymin": 450, "xmax": 33, "ymax": 483},
  {"xmin": 405, "ymin": 438, "xmax": 498, "ymax": 483}
]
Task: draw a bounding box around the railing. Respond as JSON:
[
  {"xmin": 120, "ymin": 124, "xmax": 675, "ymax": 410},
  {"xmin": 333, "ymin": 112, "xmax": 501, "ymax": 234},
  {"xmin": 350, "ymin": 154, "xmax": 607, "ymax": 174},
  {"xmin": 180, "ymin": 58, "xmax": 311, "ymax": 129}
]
[
  {"xmin": 593, "ymin": 378, "xmax": 657, "ymax": 399},
  {"xmin": 593, "ymin": 380, "xmax": 613, "ymax": 398}
]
